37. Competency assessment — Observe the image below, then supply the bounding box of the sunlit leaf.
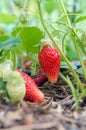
[43,0,57,14]
[0,13,17,24]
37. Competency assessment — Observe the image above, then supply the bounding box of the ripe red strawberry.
[38,44,60,83]
[33,68,47,85]
[17,70,44,103]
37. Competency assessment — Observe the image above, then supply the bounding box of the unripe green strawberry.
[38,44,60,83]
[81,31,86,47]
[6,71,26,102]
[0,60,12,80]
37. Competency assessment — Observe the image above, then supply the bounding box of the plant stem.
[67,76,78,110]
[72,36,86,79]
[37,0,83,90]
[23,0,28,10]
[56,0,86,79]
[59,72,68,84]
[58,13,81,20]
[56,0,71,27]
[62,32,69,53]
[12,50,17,70]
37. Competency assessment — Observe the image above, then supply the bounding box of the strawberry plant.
[37,0,86,109]
[1,1,86,129]
[0,0,86,110]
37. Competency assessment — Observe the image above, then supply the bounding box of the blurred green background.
[0,0,86,33]
[0,0,86,60]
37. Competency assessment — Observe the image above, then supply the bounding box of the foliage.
[37,0,86,109]
[0,77,9,103]
[12,26,44,54]
[0,0,86,108]
[0,37,21,50]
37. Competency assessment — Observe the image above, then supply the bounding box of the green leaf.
[44,0,57,14]
[0,35,9,42]
[12,26,44,54]
[75,16,86,23]
[65,42,78,60]
[0,77,10,103]
[0,13,17,24]
[0,37,21,51]
[0,77,6,96]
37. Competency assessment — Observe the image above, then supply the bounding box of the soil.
[0,76,86,130]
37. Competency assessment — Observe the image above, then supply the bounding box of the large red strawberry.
[38,44,60,83]
[33,68,47,85]
[17,70,44,103]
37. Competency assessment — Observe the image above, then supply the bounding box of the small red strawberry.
[17,70,44,103]
[23,59,32,70]
[33,68,47,85]
[38,44,60,83]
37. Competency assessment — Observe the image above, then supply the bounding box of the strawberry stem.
[37,0,83,91]
[12,50,17,70]
[59,72,68,84]
[23,0,28,10]
[56,0,86,79]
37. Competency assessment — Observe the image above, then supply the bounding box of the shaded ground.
[0,77,86,130]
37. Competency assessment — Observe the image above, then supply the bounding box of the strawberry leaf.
[0,35,9,42]
[12,26,44,54]
[0,37,21,51]
[0,35,9,57]
[0,77,9,103]
[0,13,17,24]
[75,16,86,23]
